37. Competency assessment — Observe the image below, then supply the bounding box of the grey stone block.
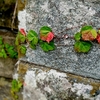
[22,0,100,79]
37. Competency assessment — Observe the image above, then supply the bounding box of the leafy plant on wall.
[15,26,55,58]
[15,25,100,58]
[0,25,100,59]
[11,79,22,99]
[74,25,100,53]
[0,36,18,58]
[15,29,27,58]
[39,26,55,51]
[27,26,55,52]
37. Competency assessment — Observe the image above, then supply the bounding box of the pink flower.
[20,28,26,36]
[96,34,100,44]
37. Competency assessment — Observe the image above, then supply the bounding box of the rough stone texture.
[18,9,26,31]
[0,77,13,100]
[0,58,16,78]
[16,61,100,100]
[0,30,17,78]
[19,0,100,79]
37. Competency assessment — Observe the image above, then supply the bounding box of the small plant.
[74,25,99,53]
[11,79,22,99]
[15,25,100,55]
[15,29,27,58]
[0,36,18,58]
[15,26,55,58]
[27,30,38,49]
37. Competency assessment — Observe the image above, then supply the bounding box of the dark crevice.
[0,26,18,34]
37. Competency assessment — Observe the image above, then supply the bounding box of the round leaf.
[74,41,92,53]
[39,40,55,52]
[27,30,38,43]
[82,29,97,41]
[74,32,81,41]
[40,26,52,34]
[80,25,93,32]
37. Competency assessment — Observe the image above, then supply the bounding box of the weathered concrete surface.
[0,77,13,100]
[0,30,17,78]
[19,0,100,79]
[16,61,100,100]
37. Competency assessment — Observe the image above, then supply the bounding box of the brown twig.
[58,23,88,34]
[11,0,18,30]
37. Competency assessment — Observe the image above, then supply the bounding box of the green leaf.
[40,26,52,34]
[11,79,19,99]
[82,29,97,41]
[4,43,10,49]
[31,37,38,45]
[15,35,19,45]
[0,44,4,49]
[0,52,3,57]
[80,25,93,32]
[39,40,55,52]
[5,44,18,58]
[19,45,27,54]
[11,79,18,92]
[29,41,36,49]
[0,36,3,45]
[98,30,100,34]
[11,79,22,93]
[74,32,81,41]
[9,50,18,58]
[74,41,92,53]
[15,32,26,45]
[90,29,97,38]
[1,49,7,58]
[19,32,26,43]
[27,30,38,42]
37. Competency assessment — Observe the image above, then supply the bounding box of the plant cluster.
[74,25,100,53]
[15,26,55,58]
[11,79,22,99]
[0,36,18,58]
[11,25,100,99]
[1,25,99,59]
[16,25,100,56]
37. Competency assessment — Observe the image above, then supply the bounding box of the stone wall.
[20,0,100,79]
[0,30,17,78]
[16,61,100,100]
[16,0,100,100]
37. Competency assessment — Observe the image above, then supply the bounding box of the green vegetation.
[0,36,18,58]
[11,79,22,99]
[74,25,99,53]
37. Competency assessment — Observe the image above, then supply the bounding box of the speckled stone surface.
[19,61,100,100]
[22,0,100,79]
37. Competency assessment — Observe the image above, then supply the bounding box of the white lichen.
[18,9,26,31]
[41,1,49,12]
[71,83,93,99]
